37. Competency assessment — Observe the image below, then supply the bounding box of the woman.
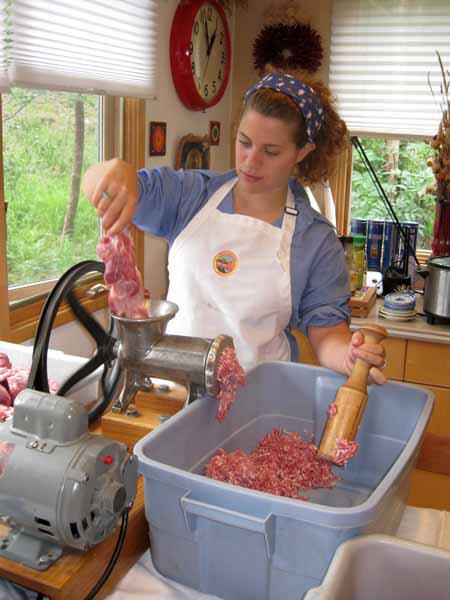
[82,71,386,383]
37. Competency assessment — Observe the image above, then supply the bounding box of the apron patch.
[213,250,238,276]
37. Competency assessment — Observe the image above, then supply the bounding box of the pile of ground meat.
[215,348,246,421]
[97,231,148,319]
[0,351,58,421]
[205,428,338,500]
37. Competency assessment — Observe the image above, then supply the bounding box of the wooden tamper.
[318,323,388,464]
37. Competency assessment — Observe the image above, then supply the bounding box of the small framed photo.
[209,121,221,146]
[175,134,210,170]
[149,121,167,156]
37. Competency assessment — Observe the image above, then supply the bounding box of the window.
[330,0,450,256]
[5,89,102,299]
[351,137,435,251]
[0,1,158,341]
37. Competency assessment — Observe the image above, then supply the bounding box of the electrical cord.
[83,506,131,600]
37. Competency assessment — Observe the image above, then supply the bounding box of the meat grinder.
[109,299,234,416]
[27,261,235,422]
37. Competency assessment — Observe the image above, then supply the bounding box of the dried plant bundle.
[427,51,450,203]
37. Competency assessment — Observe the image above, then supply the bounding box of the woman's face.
[235,109,308,195]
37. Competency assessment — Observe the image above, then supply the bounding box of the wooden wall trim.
[330,144,353,235]
[123,97,146,276]
[0,100,8,339]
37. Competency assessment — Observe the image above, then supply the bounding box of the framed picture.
[175,134,210,170]
[149,121,167,156]
[209,121,221,145]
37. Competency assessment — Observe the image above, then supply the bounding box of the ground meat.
[215,348,246,421]
[327,402,338,418]
[96,231,148,319]
[205,428,338,500]
[333,438,359,466]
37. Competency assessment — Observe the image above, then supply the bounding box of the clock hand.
[204,18,210,55]
[207,17,218,56]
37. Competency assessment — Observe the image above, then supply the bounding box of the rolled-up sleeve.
[293,223,350,334]
[133,168,217,244]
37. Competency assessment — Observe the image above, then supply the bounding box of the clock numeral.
[200,8,206,23]
[219,31,224,45]
[218,69,222,81]
[207,6,212,20]
[204,84,209,97]
[212,80,216,94]
[191,61,196,75]
[221,51,226,65]
[189,42,193,55]
[193,20,199,35]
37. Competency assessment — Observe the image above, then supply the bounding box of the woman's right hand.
[81,158,139,235]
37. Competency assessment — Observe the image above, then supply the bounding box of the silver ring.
[101,191,111,201]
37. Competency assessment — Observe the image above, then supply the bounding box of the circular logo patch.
[213,250,238,276]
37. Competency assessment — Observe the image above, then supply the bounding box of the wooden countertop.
[350,295,450,344]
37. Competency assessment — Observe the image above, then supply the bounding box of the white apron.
[165,177,297,371]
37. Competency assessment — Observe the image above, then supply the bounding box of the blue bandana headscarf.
[243,73,324,144]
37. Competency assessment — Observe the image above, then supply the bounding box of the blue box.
[134,362,433,600]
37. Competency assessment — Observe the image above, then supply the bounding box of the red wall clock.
[170,0,232,111]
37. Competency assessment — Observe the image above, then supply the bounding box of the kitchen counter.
[350,295,450,344]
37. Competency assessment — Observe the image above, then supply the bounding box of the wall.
[142,0,236,298]
[231,0,333,212]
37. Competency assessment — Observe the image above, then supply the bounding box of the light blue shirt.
[133,168,350,360]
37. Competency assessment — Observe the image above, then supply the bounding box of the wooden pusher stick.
[318,323,388,464]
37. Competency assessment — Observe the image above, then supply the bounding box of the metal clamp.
[85,283,108,297]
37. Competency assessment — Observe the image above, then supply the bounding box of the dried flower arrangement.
[427,52,450,255]
[252,1,323,78]
[427,52,450,202]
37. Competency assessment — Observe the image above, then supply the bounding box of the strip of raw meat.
[0,353,11,369]
[0,441,14,477]
[96,232,148,319]
[0,353,59,410]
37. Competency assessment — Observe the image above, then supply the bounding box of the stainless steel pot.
[421,255,450,321]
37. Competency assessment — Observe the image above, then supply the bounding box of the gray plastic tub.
[304,534,450,599]
[134,362,433,600]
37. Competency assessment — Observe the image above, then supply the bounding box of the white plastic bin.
[0,340,100,408]
[135,361,434,600]
[304,534,450,600]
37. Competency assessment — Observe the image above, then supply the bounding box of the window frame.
[332,144,432,268]
[0,96,146,343]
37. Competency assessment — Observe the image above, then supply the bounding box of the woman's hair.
[240,70,349,186]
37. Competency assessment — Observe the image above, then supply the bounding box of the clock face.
[190,2,228,103]
[170,0,231,110]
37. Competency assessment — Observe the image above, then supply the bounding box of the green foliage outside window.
[4,88,100,287]
[351,138,436,249]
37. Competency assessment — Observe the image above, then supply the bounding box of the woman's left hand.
[343,330,387,385]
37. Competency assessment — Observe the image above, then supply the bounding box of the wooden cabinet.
[383,337,406,381]
[293,327,450,510]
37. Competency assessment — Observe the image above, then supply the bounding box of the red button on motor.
[103,455,114,465]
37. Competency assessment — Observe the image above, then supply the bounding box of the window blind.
[330,0,450,138]
[1,0,159,97]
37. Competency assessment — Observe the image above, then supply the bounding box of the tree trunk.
[385,139,400,203]
[62,96,85,239]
